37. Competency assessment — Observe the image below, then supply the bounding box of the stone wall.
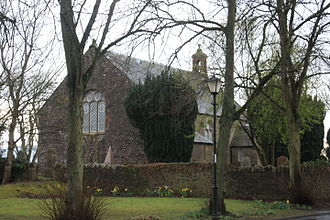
[54,163,210,197]
[226,166,289,200]
[52,163,330,201]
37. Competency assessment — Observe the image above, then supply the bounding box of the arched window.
[83,91,105,134]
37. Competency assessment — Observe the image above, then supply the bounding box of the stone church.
[37,45,260,172]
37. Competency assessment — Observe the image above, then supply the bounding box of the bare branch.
[80,0,101,48]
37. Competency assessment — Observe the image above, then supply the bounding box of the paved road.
[276,211,330,220]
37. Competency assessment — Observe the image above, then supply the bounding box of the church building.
[37,45,260,173]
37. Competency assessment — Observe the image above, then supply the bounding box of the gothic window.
[83,91,105,134]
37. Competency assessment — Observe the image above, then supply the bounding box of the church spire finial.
[90,39,98,49]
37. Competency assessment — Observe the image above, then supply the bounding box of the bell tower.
[192,44,207,74]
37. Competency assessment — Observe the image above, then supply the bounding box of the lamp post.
[205,75,221,219]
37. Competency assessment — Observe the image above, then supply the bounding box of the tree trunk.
[250,136,267,166]
[276,0,303,196]
[216,0,236,215]
[253,137,268,166]
[59,0,85,214]
[217,117,233,214]
[66,92,84,213]
[2,117,17,183]
[287,109,302,191]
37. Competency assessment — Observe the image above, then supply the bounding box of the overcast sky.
[1,0,329,149]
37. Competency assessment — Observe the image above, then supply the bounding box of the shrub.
[11,158,28,181]
[39,182,107,220]
[124,71,198,162]
[0,157,27,182]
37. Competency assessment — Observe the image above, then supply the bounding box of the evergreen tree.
[300,97,325,162]
[124,71,198,162]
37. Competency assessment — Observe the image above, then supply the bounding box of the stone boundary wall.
[52,163,330,201]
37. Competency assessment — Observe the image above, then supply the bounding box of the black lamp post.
[205,75,221,219]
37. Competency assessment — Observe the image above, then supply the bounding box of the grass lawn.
[0,181,312,220]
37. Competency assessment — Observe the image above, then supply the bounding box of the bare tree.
[0,7,16,42]
[0,4,15,91]
[240,0,330,198]
[57,0,162,214]
[16,73,54,165]
[146,0,281,215]
[275,0,330,197]
[0,0,56,183]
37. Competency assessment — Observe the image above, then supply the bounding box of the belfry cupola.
[192,44,207,74]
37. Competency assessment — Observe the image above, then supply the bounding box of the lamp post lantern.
[205,75,221,219]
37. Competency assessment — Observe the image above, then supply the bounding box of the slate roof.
[194,132,213,144]
[106,52,170,84]
[105,52,222,116]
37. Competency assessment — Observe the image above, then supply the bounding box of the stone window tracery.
[83,91,105,134]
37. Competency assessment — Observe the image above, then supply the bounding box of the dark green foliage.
[275,141,289,160]
[11,158,27,180]
[300,97,325,162]
[124,71,198,162]
[0,157,27,182]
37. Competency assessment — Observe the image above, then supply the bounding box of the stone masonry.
[38,51,147,173]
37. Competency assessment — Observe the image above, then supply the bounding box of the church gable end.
[38,53,146,174]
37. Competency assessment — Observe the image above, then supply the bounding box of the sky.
[1,0,330,151]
